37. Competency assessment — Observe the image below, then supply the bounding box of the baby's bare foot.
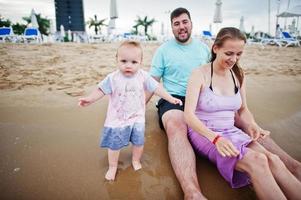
[105,166,117,181]
[132,160,142,171]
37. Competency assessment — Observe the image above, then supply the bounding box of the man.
[148,7,301,200]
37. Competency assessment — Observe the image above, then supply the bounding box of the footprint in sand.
[64,88,85,97]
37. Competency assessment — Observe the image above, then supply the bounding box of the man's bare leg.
[162,110,207,200]
[258,136,301,181]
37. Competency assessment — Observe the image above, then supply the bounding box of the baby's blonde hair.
[116,40,143,61]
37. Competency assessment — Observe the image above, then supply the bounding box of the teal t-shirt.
[150,38,211,96]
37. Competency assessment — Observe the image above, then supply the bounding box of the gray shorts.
[100,123,145,150]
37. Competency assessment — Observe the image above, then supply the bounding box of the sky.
[0,0,300,36]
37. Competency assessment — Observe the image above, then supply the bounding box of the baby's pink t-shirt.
[98,69,159,128]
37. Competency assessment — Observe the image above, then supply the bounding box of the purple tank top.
[194,87,241,130]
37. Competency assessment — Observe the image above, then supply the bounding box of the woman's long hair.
[210,27,247,86]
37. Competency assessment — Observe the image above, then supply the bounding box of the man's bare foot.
[291,163,301,181]
[105,166,117,181]
[184,187,207,200]
[132,160,142,171]
[184,192,207,200]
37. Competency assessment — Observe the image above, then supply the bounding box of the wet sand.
[0,43,301,199]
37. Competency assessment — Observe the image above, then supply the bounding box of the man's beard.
[175,32,191,43]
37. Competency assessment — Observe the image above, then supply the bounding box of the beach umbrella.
[161,22,164,35]
[73,33,79,42]
[213,0,223,24]
[67,30,72,41]
[108,20,115,30]
[239,16,245,33]
[110,0,118,19]
[60,25,65,41]
[31,8,39,28]
[108,0,118,34]
[48,19,55,43]
[276,0,281,27]
[213,0,222,34]
[49,19,55,35]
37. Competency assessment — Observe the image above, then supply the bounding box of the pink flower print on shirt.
[116,82,144,121]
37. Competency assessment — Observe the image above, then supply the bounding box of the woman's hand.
[245,123,270,141]
[215,137,240,157]
[259,127,270,139]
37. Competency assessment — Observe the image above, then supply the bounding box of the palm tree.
[132,24,139,35]
[132,16,156,40]
[23,13,50,35]
[87,15,107,35]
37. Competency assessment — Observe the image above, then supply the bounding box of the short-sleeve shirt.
[150,38,211,96]
[98,69,159,128]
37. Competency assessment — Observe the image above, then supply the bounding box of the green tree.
[131,24,139,35]
[132,16,156,40]
[12,23,26,35]
[0,16,12,27]
[0,15,27,35]
[23,13,50,35]
[87,15,107,35]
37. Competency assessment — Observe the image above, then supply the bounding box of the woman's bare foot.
[132,160,142,171]
[105,166,117,181]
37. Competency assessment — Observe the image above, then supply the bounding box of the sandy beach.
[0,42,301,200]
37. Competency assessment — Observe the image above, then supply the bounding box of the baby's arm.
[145,76,160,104]
[144,71,181,105]
[78,88,105,107]
[154,85,182,105]
[79,73,112,107]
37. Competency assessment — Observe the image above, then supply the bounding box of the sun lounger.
[22,27,42,43]
[280,31,300,47]
[0,27,16,42]
[202,30,214,41]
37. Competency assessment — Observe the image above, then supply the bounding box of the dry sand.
[0,42,301,200]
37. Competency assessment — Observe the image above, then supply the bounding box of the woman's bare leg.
[258,136,301,181]
[248,142,301,199]
[236,147,286,200]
